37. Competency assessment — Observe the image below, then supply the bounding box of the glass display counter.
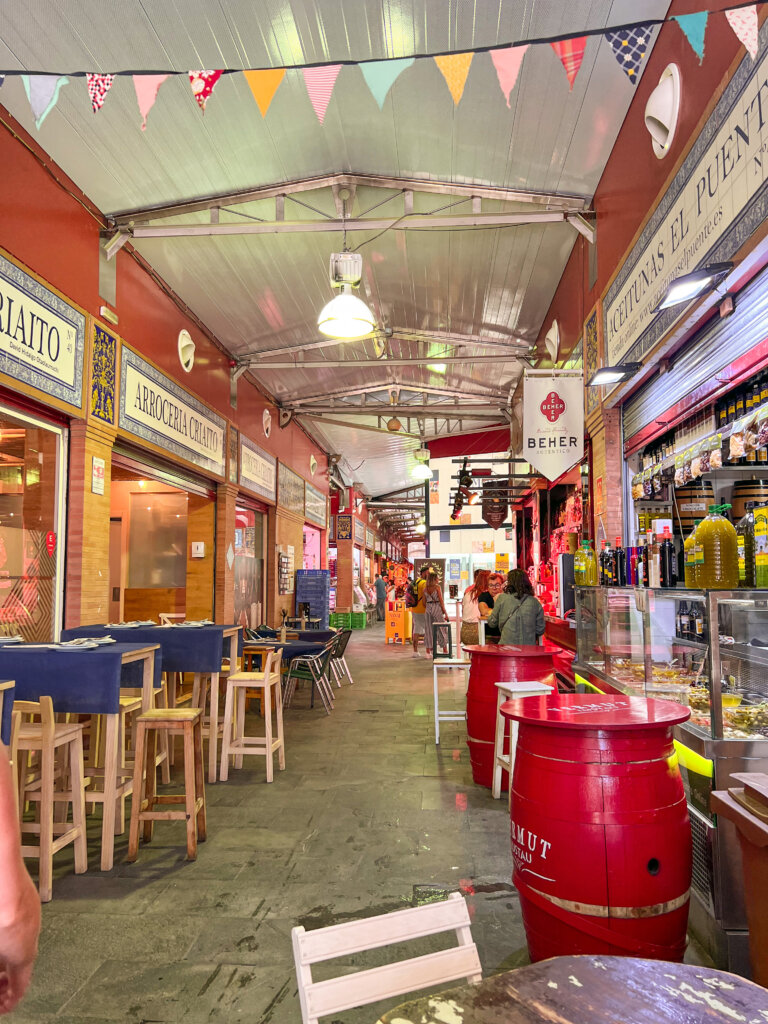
[574,586,768,977]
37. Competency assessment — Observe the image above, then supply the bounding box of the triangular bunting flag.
[605,25,652,83]
[434,53,473,104]
[87,73,115,113]
[550,38,587,90]
[359,58,414,109]
[243,68,286,116]
[134,74,169,130]
[189,70,223,112]
[490,46,527,106]
[673,13,708,63]
[302,65,341,123]
[21,74,68,130]
[726,6,758,60]
[0,76,4,88]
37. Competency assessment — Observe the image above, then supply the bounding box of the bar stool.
[219,649,285,783]
[433,658,470,744]
[11,697,88,902]
[492,681,553,803]
[127,707,206,862]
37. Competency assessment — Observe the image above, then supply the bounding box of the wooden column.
[65,419,116,628]
[335,537,355,612]
[214,482,238,624]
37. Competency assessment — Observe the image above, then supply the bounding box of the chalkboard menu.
[296,569,330,629]
[278,462,305,516]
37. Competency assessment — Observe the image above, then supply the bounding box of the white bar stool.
[492,680,553,802]
[432,658,470,744]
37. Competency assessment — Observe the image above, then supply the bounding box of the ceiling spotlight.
[412,464,432,480]
[654,262,733,311]
[415,522,427,535]
[587,362,642,387]
[317,253,377,339]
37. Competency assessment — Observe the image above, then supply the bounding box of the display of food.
[724,701,768,737]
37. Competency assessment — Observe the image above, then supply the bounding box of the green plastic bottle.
[696,505,738,589]
[684,520,702,588]
[736,502,756,589]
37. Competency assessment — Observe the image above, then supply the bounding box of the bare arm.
[478,600,491,616]
[0,744,40,1015]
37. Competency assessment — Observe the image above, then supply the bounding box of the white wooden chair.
[432,658,469,744]
[292,891,481,1024]
[492,680,553,803]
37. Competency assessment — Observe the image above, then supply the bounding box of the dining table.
[0,640,159,870]
[61,623,239,782]
[376,954,768,1023]
[0,678,14,745]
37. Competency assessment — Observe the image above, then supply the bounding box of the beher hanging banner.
[523,370,584,482]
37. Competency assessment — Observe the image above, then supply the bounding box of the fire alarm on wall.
[191,542,205,559]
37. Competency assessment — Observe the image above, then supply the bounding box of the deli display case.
[573,586,768,977]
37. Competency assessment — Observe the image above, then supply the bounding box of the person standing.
[486,568,545,646]
[424,569,449,656]
[410,565,429,657]
[460,570,494,646]
[374,573,387,621]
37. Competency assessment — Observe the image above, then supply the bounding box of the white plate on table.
[56,642,99,651]
[173,622,206,628]
[0,636,24,643]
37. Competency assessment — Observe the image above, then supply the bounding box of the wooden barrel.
[463,645,554,789]
[501,693,692,962]
[674,481,714,536]
[732,479,768,520]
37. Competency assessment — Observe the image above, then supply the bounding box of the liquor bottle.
[728,394,737,423]
[613,537,627,587]
[636,539,645,587]
[690,602,705,642]
[718,404,727,431]
[647,531,661,588]
[678,600,691,640]
[642,535,651,588]
[600,540,614,586]
[761,374,768,406]
[660,527,677,588]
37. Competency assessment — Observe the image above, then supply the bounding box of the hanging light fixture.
[415,521,427,535]
[411,446,431,480]
[317,253,377,340]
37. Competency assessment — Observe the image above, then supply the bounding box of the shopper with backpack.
[409,565,429,657]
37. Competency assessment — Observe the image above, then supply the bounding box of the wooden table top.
[376,956,768,1023]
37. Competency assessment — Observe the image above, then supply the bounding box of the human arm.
[486,596,502,630]
[477,592,494,617]
[535,600,545,640]
[0,744,40,1015]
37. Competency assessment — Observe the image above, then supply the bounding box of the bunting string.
[3,2,763,131]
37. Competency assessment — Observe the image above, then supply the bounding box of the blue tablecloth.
[61,624,239,674]
[0,679,14,745]
[244,640,326,664]
[0,643,159,716]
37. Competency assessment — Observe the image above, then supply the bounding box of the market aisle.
[9,626,529,1023]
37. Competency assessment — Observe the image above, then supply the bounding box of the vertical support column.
[65,420,116,628]
[214,482,238,624]
[335,537,355,611]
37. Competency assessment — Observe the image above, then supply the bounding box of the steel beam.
[242,330,529,358]
[291,381,507,405]
[252,355,519,370]
[295,414,420,437]
[294,404,505,416]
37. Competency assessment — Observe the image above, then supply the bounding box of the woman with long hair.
[486,568,545,646]
[460,569,494,646]
[424,569,449,656]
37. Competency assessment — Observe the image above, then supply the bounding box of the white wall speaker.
[645,64,681,160]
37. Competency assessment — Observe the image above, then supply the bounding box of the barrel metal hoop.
[527,885,691,919]
[519,749,675,768]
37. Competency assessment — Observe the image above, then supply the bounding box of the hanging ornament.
[673,13,708,63]
[434,53,473,104]
[490,46,528,107]
[21,75,68,130]
[243,68,286,116]
[550,38,587,90]
[86,73,115,112]
[189,70,223,112]
[303,65,342,123]
[482,478,508,530]
[725,7,758,60]
[605,25,652,83]
[359,58,414,109]
[134,74,169,130]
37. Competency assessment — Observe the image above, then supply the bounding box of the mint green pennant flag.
[22,74,69,129]
[673,12,708,63]
[360,58,415,109]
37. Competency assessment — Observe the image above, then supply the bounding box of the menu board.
[240,435,276,501]
[365,528,375,550]
[354,518,365,545]
[305,482,327,528]
[278,462,305,516]
[296,569,330,629]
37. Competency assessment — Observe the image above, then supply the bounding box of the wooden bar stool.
[219,649,285,783]
[127,707,206,862]
[492,681,553,804]
[11,697,88,902]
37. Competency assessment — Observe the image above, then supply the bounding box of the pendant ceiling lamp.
[317,253,377,340]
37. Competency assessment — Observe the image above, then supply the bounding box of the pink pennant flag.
[303,65,342,124]
[550,37,587,90]
[134,74,169,130]
[726,6,758,60]
[189,70,223,112]
[87,73,115,112]
[490,46,528,107]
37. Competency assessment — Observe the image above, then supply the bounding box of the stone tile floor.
[9,625,710,1023]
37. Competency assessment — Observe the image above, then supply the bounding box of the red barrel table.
[500,693,692,962]
[462,645,555,788]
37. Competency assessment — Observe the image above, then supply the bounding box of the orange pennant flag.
[434,53,473,104]
[243,68,286,116]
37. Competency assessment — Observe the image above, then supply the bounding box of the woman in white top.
[460,569,494,646]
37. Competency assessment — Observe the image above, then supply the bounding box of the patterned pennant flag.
[21,74,68,130]
[725,6,758,60]
[0,76,4,88]
[243,68,286,116]
[87,73,115,112]
[490,45,528,106]
[359,57,414,109]
[673,12,708,63]
[189,70,223,112]
[434,53,473,104]
[605,25,652,83]
[302,65,342,123]
[134,74,169,130]
[550,38,587,90]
